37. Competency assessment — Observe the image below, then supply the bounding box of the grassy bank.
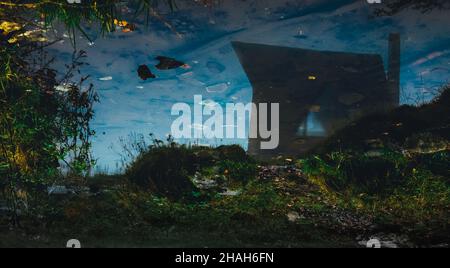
[0,88,449,248]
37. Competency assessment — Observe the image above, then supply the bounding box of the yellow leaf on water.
[24,4,37,9]
[7,37,18,43]
[0,21,21,35]
[114,19,128,27]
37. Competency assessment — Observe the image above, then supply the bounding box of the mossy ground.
[0,88,449,248]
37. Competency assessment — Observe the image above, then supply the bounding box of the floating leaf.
[0,21,21,35]
[155,56,186,70]
[114,19,136,33]
[114,19,128,27]
[7,36,18,44]
[137,65,156,80]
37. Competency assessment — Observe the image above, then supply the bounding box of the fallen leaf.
[155,56,186,70]
[137,65,156,80]
[0,21,21,35]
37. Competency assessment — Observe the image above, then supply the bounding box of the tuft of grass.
[125,142,198,199]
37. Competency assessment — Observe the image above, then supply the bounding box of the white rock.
[287,211,301,222]
[219,190,241,196]
[47,185,71,195]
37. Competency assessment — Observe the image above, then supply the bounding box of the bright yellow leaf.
[7,37,18,43]
[0,21,21,35]
[114,19,128,27]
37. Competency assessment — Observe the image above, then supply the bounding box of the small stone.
[365,150,384,157]
[287,211,301,222]
[219,190,240,196]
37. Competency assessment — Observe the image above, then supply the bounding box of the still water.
[47,0,450,171]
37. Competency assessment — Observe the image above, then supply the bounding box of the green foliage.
[0,32,98,223]
[217,160,257,184]
[215,145,250,162]
[0,0,193,47]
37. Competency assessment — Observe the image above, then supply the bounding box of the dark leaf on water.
[155,56,185,70]
[137,65,156,80]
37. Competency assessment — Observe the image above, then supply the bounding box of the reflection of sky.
[46,0,450,171]
[298,113,326,137]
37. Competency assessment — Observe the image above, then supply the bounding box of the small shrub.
[125,137,253,198]
[216,145,250,162]
[126,143,197,199]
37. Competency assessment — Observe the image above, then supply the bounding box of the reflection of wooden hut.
[232,34,400,157]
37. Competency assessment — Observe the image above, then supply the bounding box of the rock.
[155,56,186,70]
[338,93,365,106]
[219,190,241,196]
[71,186,90,194]
[192,172,218,190]
[287,211,301,222]
[47,185,71,195]
[137,65,156,80]
[365,150,384,157]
